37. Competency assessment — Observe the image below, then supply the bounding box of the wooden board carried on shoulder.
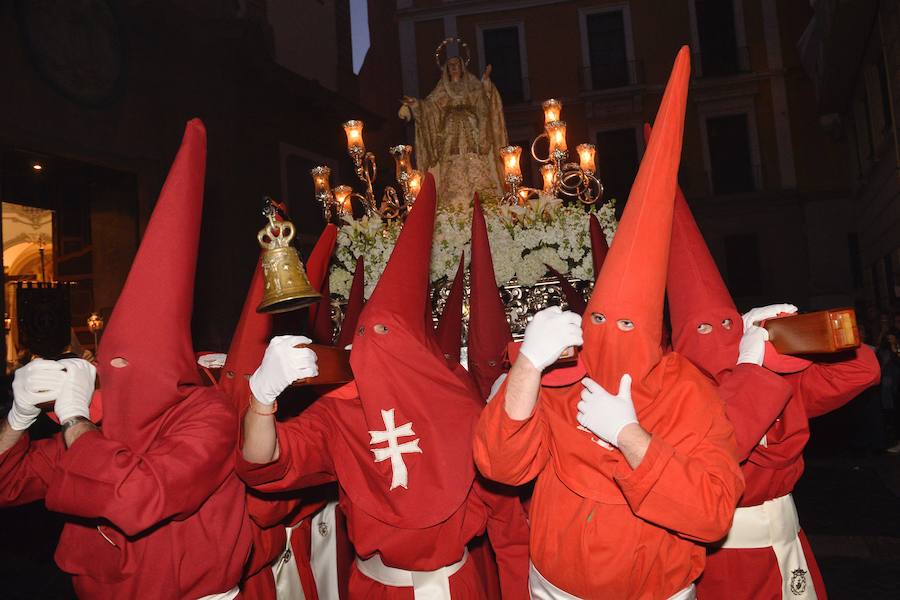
[292,344,354,386]
[763,308,860,355]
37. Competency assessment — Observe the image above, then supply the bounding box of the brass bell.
[257,215,321,313]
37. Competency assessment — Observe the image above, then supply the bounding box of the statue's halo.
[434,37,471,70]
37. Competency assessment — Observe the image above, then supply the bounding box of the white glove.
[55,359,97,423]
[519,306,583,372]
[8,360,67,430]
[576,375,637,447]
[738,304,798,366]
[250,335,318,405]
[742,304,798,331]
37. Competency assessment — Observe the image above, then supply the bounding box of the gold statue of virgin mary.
[399,38,508,207]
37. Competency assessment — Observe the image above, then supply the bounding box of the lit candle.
[545,121,568,155]
[310,166,332,196]
[390,144,413,180]
[500,145,523,179]
[408,170,422,196]
[342,120,365,154]
[540,164,557,193]
[576,143,596,174]
[333,185,352,215]
[542,99,562,124]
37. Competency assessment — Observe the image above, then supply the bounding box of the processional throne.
[307,38,617,339]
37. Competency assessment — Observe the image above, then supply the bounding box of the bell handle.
[257,220,296,250]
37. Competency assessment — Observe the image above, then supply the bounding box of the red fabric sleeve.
[473,380,550,486]
[244,521,288,580]
[718,364,794,460]
[614,381,745,543]
[0,433,63,506]
[236,400,336,493]
[43,399,238,537]
[473,481,530,600]
[246,491,304,528]
[790,345,881,418]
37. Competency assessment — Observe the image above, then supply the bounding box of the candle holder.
[576,143,596,176]
[542,99,562,124]
[499,145,541,205]
[540,164,557,193]
[313,121,418,222]
[389,144,421,208]
[529,111,604,205]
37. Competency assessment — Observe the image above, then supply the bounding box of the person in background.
[0,120,252,599]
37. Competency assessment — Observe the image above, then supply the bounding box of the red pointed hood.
[581,47,690,392]
[220,202,295,404]
[547,265,586,314]
[468,195,513,398]
[436,252,466,362]
[664,174,806,378]
[311,276,334,344]
[336,255,365,348]
[589,214,609,280]
[96,119,207,451]
[219,258,271,405]
[661,131,742,378]
[347,173,481,527]
[306,224,338,341]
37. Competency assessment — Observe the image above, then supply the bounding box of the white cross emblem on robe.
[369,408,422,490]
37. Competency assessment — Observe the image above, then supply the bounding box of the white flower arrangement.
[328,195,617,300]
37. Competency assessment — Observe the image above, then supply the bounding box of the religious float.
[266,38,618,340]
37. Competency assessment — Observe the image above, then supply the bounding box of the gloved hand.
[55,359,97,423]
[519,306,583,372]
[8,360,67,430]
[250,336,318,405]
[742,304,798,331]
[738,304,798,366]
[576,375,637,447]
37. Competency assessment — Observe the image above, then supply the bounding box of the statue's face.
[447,58,462,81]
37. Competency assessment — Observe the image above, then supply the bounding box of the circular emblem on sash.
[790,568,808,595]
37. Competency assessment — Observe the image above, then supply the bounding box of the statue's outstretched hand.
[399,96,417,121]
[482,64,492,81]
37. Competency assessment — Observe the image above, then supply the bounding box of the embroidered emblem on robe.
[369,408,422,490]
[790,568,808,595]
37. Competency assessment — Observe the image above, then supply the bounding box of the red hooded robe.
[236,173,529,598]
[468,196,514,400]
[307,224,339,344]
[589,212,609,281]
[436,252,467,365]
[661,142,880,600]
[0,120,253,598]
[220,219,344,600]
[336,255,366,349]
[474,48,746,599]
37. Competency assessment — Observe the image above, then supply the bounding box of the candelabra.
[499,98,604,206]
[312,121,422,222]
